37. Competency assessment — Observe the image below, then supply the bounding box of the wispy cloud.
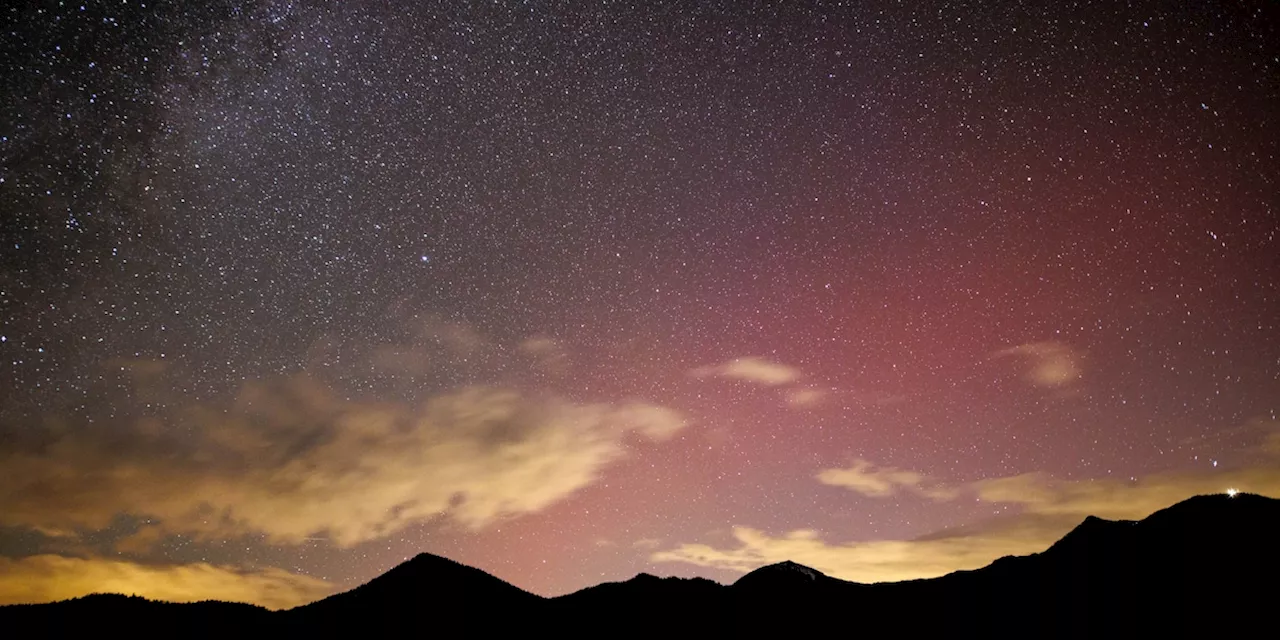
[993,341,1082,389]
[652,519,1062,584]
[785,388,828,408]
[816,460,957,500]
[632,537,664,549]
[519,336,571,374]
[691,357,801,386]
[971,466,1280,520]
[785,387,906,411]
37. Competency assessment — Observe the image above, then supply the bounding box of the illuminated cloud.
[1250,418,1280,457]
[0,555,333,610]
[364,317,494,376]
[632,537,664,549]
[993,341,1082,389]
[519,337,571,374]
[103,357,172,380]
[786,387,906,411]
[653,519,1062,584]
[785,388,828,408]
[818,460,931,498]
[114,524,166,554]
[1266,431,1280,456]
[0,378,687,547]
[691,357,801,386]
[660,454,1280,584]
[973,466,1280,520]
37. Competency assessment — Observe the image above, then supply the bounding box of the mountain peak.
[1044,513,1132,555]
[404,551,462,569]
[763,560,824,579]
[291,550,540,617]
[375,552,476,583]
[733,560,829,590]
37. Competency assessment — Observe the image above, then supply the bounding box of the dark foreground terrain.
[3,493,1276,638]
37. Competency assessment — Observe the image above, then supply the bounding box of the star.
[0,0,1274,606]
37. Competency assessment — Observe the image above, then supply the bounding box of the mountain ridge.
[2,493,1275,638]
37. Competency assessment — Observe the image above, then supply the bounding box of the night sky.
[2,0,1278,609]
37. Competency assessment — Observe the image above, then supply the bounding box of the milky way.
[1,0,1277,607]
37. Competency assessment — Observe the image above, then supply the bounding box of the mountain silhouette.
[736,559,828,586]
[283,552,542,634]
[845,492,1280,638]
[551,572,728,635]
[0,594,273,637]
[2,493,1275,638]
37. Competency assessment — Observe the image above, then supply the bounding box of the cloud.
[785,388,828,408]
[660,449,1280,584]
[518,337,570,374]
[1266,430,1280,456]
[102,357,172,379]
[993,341,1082,389]
[817,460,949,499]
[973,466,1280,520]
[0,377,687,547]
[691,357,801,386]
[365,317,492,376]
[653,518,1063,584]
[785,387,907,411]
[0,555,333,610]
[632,537,664,549]
[114,524,167,554]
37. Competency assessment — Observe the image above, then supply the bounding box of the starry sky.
[2,0,1278,609]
